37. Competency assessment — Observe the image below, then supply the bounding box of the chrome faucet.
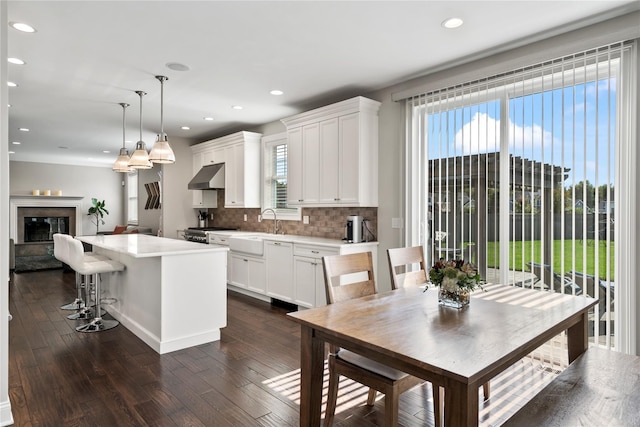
[260,208,280,234]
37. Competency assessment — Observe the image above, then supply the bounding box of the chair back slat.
[387,246,428,290]
[322,252,376,305]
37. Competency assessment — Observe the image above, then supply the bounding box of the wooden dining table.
[288,284,598,426]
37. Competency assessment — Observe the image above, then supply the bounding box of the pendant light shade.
[149,75,176,164]
[113,103,133,172]
[128,90,152,169]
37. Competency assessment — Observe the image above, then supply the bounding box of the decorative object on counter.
[148,75,176,164]
[428,259,484,308]
[144,181,161,209]
[198,210,207,227]
[112,102,133,172]
[128,90,152,169]
[87,197,109,234]
[31,189,40,196]
[43,190,51,196]
[54,190,62,196]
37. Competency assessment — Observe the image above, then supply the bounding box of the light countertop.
[76,234,228,258]
[211,230,379,248]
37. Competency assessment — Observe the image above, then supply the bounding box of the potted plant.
[88,198,109,234]
[428,259,484,308]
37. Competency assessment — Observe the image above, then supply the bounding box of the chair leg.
[366,388,377,406]
[384,391,399,427]
[60,272,86,310]
[76,273,119,333]
[482,381,490,400]
[433,384,444,427]
[323,358,339,427]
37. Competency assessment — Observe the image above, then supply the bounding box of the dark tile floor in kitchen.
[7,268,557,426]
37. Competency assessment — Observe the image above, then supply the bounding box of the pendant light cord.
[120,103,128,148]
[155,76,168,138]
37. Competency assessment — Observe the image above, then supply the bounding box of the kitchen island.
[76,234,228,354]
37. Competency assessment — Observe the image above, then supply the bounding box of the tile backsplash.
[208,191,377,241]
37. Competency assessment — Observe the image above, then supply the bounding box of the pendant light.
[149,75,176,164]
[112,103,133,172]
[128,90,152,169]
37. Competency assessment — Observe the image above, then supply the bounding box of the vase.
[438,287,470,309]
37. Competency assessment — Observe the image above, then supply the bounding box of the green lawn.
[485,240,614,280]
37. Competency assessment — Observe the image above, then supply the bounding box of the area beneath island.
[76,234,228,354]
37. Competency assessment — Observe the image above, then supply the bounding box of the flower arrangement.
[428,259,484,307]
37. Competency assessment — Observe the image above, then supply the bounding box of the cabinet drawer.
[293,244,338,259]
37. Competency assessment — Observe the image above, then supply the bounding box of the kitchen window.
[262,133,301,221]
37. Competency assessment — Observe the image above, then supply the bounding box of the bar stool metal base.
[60,298,85,310]
[67,307,94,320]
[76,317,119,333]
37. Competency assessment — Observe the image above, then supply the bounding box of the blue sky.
[427,77,617,188]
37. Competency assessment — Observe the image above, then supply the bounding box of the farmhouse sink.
[229,235,264,255]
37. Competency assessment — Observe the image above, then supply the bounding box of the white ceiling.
[6,0,639,167]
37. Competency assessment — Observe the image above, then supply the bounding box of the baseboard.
[0,398,14,427]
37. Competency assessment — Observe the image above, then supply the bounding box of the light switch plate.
[392,218,403,229]
[303,215,310,224]
[244,214,247,222]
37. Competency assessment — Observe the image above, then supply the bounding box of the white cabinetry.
[293,244,338,308]
[265,240,294,302]
[229,253,265,294]
[281,96,381,207]
[191,131,262,208]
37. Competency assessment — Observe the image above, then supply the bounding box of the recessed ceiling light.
[8,151,15,155]
[232,105,243,110]
[19,128,29,132]
[12,141,21,145]
[270,90,284,96]
[166,62,190,72]
[181,126,191,130]
[7,82,18,87]
[203,117,214,121]
[8,57,25,65]
[10,22,36,33]
[442,17,463,29]
[103,150,111,154]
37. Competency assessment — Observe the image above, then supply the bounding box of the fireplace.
[24,216,70,242]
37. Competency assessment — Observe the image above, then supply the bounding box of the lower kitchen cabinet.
[229,253,265,294]
[265,240,294,302]
[293,244,339,308]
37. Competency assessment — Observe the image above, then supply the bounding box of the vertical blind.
[405,41,635,354]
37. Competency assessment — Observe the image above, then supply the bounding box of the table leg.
[443,378,478,427]
[567,311,589,363]
[299,325,324,426]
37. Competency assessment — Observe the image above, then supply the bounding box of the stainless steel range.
[183,227,237,244]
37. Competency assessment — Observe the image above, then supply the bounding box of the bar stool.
[56,234,109,320]
[67,237,125,332]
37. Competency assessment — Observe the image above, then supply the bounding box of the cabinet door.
[229,253,248,289]
[293,256,317,308]
[203,148,224,165]
[225,143,244,207]
[301,123,320,204]
[265,241,294,302]
[247,257,266,294]
[287,128,303,205]
[319,118,339,203]
[338,112,360,204]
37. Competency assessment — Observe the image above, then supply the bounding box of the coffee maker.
[346,215,364,243]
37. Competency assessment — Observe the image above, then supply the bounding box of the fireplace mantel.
[10,196,84,241]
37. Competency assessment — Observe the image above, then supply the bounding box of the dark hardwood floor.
[8,268,557,426]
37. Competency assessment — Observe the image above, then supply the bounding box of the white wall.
[160,136,198,239]
[9,162,123,235]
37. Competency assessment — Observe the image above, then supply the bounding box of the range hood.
[188,163,225,190]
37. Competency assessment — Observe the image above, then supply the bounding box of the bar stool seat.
[67,237,125,332]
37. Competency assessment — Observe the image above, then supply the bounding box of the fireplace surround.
[10,196,84,244]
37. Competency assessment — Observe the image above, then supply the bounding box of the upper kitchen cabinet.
[281,96,381,207]
[191,131,262,208]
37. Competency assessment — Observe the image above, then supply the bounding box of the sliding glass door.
[407,42,634,350]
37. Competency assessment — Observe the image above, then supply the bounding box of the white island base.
[76,234,228,354]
